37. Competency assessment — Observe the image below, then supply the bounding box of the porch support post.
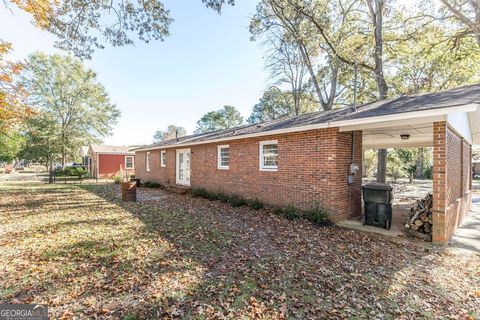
[432,122,447,244]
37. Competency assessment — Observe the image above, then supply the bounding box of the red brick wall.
[134,149,176,185]
[432,122,472,244]
[98,154,134,178]
[135,128,363,220]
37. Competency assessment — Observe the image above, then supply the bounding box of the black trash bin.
[362,183,393,230]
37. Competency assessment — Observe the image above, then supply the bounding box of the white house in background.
[79,146,89,170]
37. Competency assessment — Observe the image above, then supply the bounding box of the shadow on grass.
[1,183,478,319]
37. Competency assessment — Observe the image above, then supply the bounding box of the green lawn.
[0,182,479,319]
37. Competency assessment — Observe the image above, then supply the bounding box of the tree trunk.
[48,161,54,184]
[297,42,328,110]
[368,0,388,183]
[61,147,66,169]
[326,60,338,110]
[377,149,387,183]
[415,147,424,179]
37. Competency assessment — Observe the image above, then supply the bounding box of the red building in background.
[87,145,135,179]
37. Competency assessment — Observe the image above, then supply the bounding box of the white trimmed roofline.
[134,103,479,152]
[91,152,135,155]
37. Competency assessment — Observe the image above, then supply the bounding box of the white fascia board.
[336,104,478,131]
[96,152,135,155]
[338,116,444,132]
[134,104,479,152]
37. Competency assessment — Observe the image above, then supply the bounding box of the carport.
[335,86,480,244]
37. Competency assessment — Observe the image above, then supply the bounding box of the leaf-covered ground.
[0,182,479,319]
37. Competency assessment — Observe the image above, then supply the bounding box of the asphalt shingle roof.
[90,145,135,155]
[135,84,480,150]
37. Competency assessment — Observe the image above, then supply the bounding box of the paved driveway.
[450,194,480,252]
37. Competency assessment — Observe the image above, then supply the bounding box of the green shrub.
[217,190,230,203]
[272,204,332,226]
[423,165,433,179]
[191,187,209,198]
[191,188,258,209]
[143,181,161,188]
[113,176,122,184]
[228,193,247,207]
[282,204,301,220]
[57,166,88,178]
[191,187,217,199]
[304,205,332,226]
[205,190,220,201]
[247,198,263,210]
[273,206,284,215]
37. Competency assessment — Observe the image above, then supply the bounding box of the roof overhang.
[337,103,478,131]
[134,103,480,152]
[95,152,135,155]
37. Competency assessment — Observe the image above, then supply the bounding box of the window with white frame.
[161,150,166,167]
[259,140,278,171]
[125,156,134,169]
[146,152,151,172]
[217,145,230,169]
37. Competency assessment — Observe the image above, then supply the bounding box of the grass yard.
[0,182,479,319]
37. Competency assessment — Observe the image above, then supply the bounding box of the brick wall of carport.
[432,121,472,244]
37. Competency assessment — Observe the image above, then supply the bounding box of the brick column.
[432,122,447,244]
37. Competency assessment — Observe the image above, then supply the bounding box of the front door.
[176,149,191,186]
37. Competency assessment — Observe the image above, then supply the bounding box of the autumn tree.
[248,86,316,123]
[250,0,345,111]
[19,111,61,170]
[153,125,187,142]
[21,53,120,167]
[437,0,480,45]
[263,33,308,114]
[0,131,25,163]
[248,87,293,123]
[4,0,235,59]
[195,105,244,133]
[0,41,31,135]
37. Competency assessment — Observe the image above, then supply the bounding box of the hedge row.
[190,187,332,226]
[190,188,263,209]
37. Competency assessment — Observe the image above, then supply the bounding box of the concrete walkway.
[450,196,480,253]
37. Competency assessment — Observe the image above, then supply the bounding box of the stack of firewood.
[405,193,433,241]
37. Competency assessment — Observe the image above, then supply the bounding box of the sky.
[0,0,269,146]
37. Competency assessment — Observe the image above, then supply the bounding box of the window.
[125,156,134,169]
[259,140,278,171]
[161,150,166,167]
[217,145,230,169]
[146,152,151,172]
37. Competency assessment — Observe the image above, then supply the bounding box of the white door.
[176,149,191,186]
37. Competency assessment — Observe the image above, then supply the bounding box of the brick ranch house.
[87,145,135,179]
[134,85,480,244]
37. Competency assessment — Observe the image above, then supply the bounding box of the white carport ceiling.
[362,123,433,149]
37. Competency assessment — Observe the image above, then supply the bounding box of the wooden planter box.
[121,181,137,202]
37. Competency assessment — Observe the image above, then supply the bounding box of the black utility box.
[362,183,393,230]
